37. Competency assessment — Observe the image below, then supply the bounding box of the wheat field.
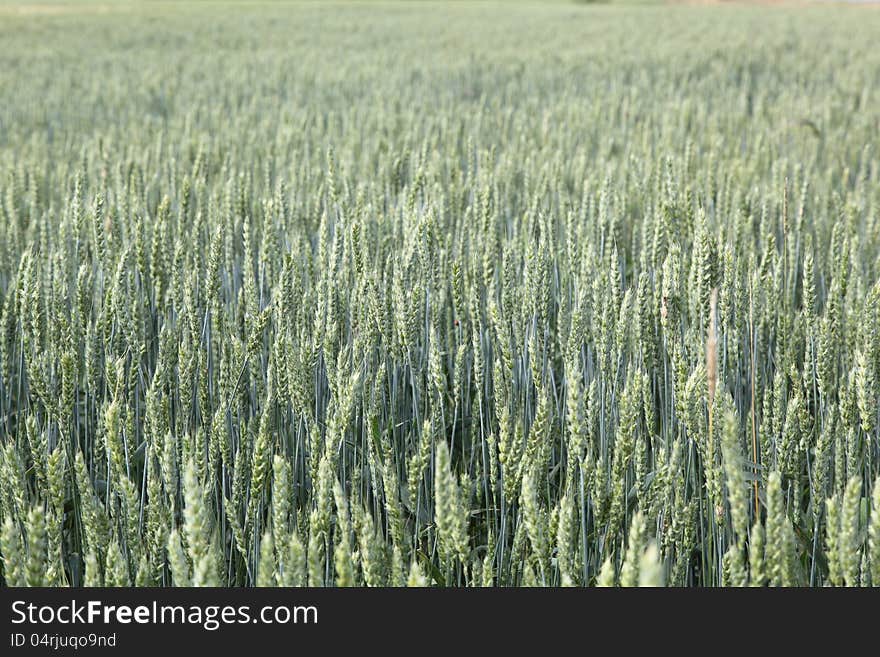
[0,1,879,587]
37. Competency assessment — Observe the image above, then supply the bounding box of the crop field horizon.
[0,1,879,588]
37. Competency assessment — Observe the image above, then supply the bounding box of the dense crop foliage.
[1,2,879,587]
